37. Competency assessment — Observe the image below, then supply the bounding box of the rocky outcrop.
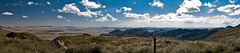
[53,40,67,49]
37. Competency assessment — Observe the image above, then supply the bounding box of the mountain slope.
[207,25,240,52]
[105,28,153,37]
[157,29,218,40]
[207,25,240,41]
[104,28,218,40]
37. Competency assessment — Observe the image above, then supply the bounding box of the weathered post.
[154,36,156,53]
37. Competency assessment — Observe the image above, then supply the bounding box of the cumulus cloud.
[149,0,164,8]
[217,4,240,16]
[66,19,71,22]
[122,12,240,27]
[28,2,34,5]
[208,9,214,13]
[58,3,99,17]
[58,3,80,14]
[123,12,152,22]
[203,2,216,8]
[56,15,71,22]
[27,2,38,5]
[115,7,132,13]
[229,0,236,3]
[22,15,28,18]
[176,0,202,14]
[203,2,216,13]
[81,0,102,9]
[95,14,118,22]
[116,9,121,13]
[149,13,237,25]
[1,12,14,16]
[102,5,106,8]
[57,15,64,19]
[124,13,150,19]
[122,7,132,12]
[46,2,51,5]
[77,10,98,17]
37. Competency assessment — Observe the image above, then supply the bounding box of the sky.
[1,0,240,28]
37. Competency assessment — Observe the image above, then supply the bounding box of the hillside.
[207,25,240,50]
[207,26,240,41]
[103,28,218,40]
[52,35,235,53]
[104,28,153,37]
[0,27,10,39]
[157,28,219,40]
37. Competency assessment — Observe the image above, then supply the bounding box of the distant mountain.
[121,28,152,37]
[104,28,152,37]
[155,28,219,40]
[143,27,177,30]
[103,28,219,40]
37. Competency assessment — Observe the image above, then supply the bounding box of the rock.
[53,40,67,49]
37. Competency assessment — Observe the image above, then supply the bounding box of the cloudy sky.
[1,0,240,28]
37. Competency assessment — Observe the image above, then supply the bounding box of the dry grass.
[0,32,239,53]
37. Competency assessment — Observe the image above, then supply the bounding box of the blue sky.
[1,0,240,28]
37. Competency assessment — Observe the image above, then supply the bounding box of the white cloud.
[77,10,98,17]
[28,2,34,5]
[58,3,101,18]
[22,15,28,18]
[1,12,14,16]
[66,19,71,22]
[149,13,232,25]
[176,0,202,14]
[122,7,132,12]
[46,2,51,5]
[81,0,102,9]
[203,2,216,8]
[217,4,240,16]
[203,2,216,13]
[95,14,118,22]
[116,9,121,13]
[208,9,214,13]
[149,0,164,8]
[27,2,38,5]
[58,3,80,14]
[57,15,64,19]
[115,7,132,13]
[122,12,240,27]
[56,15,71,22]
[123,12,151,22]
[102,5,106,8]
[124,13,150,19]
[229,0,236,3]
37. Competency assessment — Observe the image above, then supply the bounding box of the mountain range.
[102,27,224,40]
